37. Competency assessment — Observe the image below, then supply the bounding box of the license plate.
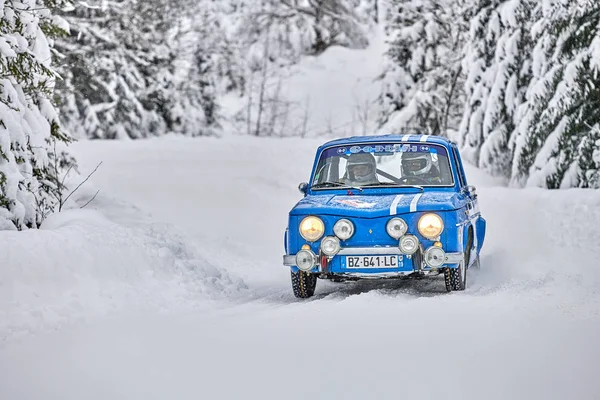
[345,255,402,269]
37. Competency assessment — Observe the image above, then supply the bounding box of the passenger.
[401,152,442,184]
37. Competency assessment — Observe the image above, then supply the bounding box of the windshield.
[311,142,455,189]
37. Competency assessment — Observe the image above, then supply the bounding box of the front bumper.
[283,246,464,274]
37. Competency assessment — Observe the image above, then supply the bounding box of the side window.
[451,147,467,189]
[338,157,348,180]
[314,156,343,184]
[313,159,329,184]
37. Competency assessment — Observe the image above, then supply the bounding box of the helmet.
[346,152,377,183]
[401,152,432,176]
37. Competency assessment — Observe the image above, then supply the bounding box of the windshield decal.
[333,199,377,208]
[334,144,437,156]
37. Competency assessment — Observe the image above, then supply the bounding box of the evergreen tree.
[512,0,600,188]
[55,1,166,139]
[243,0,371,65]
[0,0,76,230]
[286,0,370,54]
[459,0,535,178]
[55,0,237,139]
[157,0,244,136]
[378,0,470,137]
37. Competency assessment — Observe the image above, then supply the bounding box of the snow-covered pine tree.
[165,0,246,136]
[242,0,371,66]
[0,0,76,230]
[458,0,535,178]
[512,0,600,188]
[378,0,470,137]
[356,0,380,23]
[55,0,238,139]
[55,0,166,139]
[284,0,370,54]
[154,0,239,137]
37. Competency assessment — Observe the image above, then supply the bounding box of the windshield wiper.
[310,181,363,191]
[366,182,424,191]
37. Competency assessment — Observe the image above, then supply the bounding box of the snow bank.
[0,201,246,341]
[220,25,387,138]
[2,135,600,400]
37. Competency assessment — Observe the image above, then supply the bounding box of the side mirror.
[298,182,308,195]
[466,185,477,198]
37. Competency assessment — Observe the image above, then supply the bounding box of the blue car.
[283,134,486,298]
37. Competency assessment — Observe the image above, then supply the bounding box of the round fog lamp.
[386,217,408,239]
[333,219,354,240]
[399,235,419,255]
[296,249,316,271]
[424,246,446,268]
[321,236,341,256]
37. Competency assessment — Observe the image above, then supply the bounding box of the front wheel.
[444,262,466,292]
[291,271,318,298]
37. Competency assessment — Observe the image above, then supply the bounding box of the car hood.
[291,191,465,218]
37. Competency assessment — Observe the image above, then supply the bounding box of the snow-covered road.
[1,136,599,400]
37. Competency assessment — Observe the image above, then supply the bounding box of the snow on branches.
[459,0,535,179]
[379,0,600,188]
[378,0,468,137]
[0,0,76,230]
[512,0,600,188]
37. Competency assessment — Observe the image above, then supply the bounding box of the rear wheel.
[291,271,318,298]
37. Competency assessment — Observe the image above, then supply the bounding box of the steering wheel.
[399,176,429,185]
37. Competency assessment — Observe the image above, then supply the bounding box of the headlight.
[386,217,408,239]
[418,213,444,239]
[424,246,446,268]
[399,235,419,254]
[320,236,341,256]
[333,219,354,240]
[299,216,325,242]
[296,249,317,271]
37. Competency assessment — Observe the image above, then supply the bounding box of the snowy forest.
[1,0,599,230]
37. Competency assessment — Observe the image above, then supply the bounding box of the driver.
[344,152,379,186]
[401,152,442,184]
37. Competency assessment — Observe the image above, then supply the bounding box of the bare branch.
[253,27,271,136]
[80,190,100,209]
[60,163,75,188]
[62,161,103,208]
[246,70,255,136]
[301,95,311,138]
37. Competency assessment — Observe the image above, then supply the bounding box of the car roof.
[318,134,455,151]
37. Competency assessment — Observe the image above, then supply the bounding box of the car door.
[450,144,479,265]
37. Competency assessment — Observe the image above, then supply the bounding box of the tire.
[291,271,318,298]
[444,262,466,292]
[444,227,472,292]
